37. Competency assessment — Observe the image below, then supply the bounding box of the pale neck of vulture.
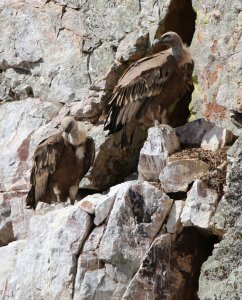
[172,43,183,60]
[171,43,191,66]
[69,123,87,146]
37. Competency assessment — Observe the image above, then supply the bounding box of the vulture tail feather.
[121,126,129,148]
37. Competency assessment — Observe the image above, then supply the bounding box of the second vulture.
[26,117,95,209]
[103,31,194,146]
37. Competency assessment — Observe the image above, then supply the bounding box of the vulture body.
[26,117,95,209]
[103,31,194,146]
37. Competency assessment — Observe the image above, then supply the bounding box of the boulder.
[0,240,26,298]
[159,159,209,193]
[73,180,173,299]
[181,180,218,230]
[175,118,235,149]
[138,125,180,182]
[175,119,214,146]
[201,126,235,151]
[0,205,92,299]
[166,200,185,234]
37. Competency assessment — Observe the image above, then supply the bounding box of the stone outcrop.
[198,138,242,299]
[181,179,218,230]
[74,181,173,299]
[159,159,209,193]
[138,125,180,182]
[175,118,235,149]
[190,0,242,135]
[0,205,92,300]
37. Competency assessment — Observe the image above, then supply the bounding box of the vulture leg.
[69,185,79,205]
[160,108,168,124]
[53,185,67,203]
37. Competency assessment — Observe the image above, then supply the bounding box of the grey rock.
[0,240,26,298]
[181,180,218,230]
[79,193,104,215]
[122,234,172,300]
[201,126,235,151]
[166,200,185,234]
[99,181,173,276]
[191,0,242,134]
[1,205,92,299]
[175,118,234,148]
[198,235,242,300]
[159,159,209,193]
[123,228,214,300]
[198,137,242,298]
[0,194,14,247]
[138,125,180,182]
[74,181,173,299]
[87,125,147,191]
[10,193,33,240]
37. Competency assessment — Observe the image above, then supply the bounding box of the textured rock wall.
[0,0,241,299]
[190,0,242,133]
[0,0,195,191]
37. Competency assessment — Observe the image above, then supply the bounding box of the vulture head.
[153,31,183,56]
[61,116,87,146]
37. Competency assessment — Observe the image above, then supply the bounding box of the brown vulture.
[103,31,194,147]
[26,117,95,209]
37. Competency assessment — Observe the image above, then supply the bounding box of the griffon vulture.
[103,31,194,146]
[26,117,95,209]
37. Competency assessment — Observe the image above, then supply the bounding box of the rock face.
[159,159,209,193]
[0,205,92,300]
[0,0,241,299]
[198,138,242,300]
[191,0,242,134]
[138,125,180,182]
[74,181,173,299]
[181,179,218,230]
[176,118,235,149]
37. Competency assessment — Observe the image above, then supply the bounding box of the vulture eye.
[164,34,171,40]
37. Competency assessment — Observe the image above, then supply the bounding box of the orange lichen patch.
[206,64,223,87]
[211,40,218,53]
[203,101,227,121]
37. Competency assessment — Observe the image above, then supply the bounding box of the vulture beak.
[152,38,169,47]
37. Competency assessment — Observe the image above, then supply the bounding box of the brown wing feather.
[26,133,65,209]
[105,51,177,133]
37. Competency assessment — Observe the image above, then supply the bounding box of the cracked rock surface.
[0,0,241,299]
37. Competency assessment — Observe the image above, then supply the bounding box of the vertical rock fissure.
[71,219,95,300]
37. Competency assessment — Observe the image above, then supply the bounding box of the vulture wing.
[80,136,95,180]
[26,133,65,208]
[104,51,185,134]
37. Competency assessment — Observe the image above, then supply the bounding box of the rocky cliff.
[0,0,241,299]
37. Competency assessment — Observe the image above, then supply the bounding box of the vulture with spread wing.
[26,117,95,209]
[103,31,194,146]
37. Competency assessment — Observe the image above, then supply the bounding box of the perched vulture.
[103,31,194,146]
[26,117,95,209]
